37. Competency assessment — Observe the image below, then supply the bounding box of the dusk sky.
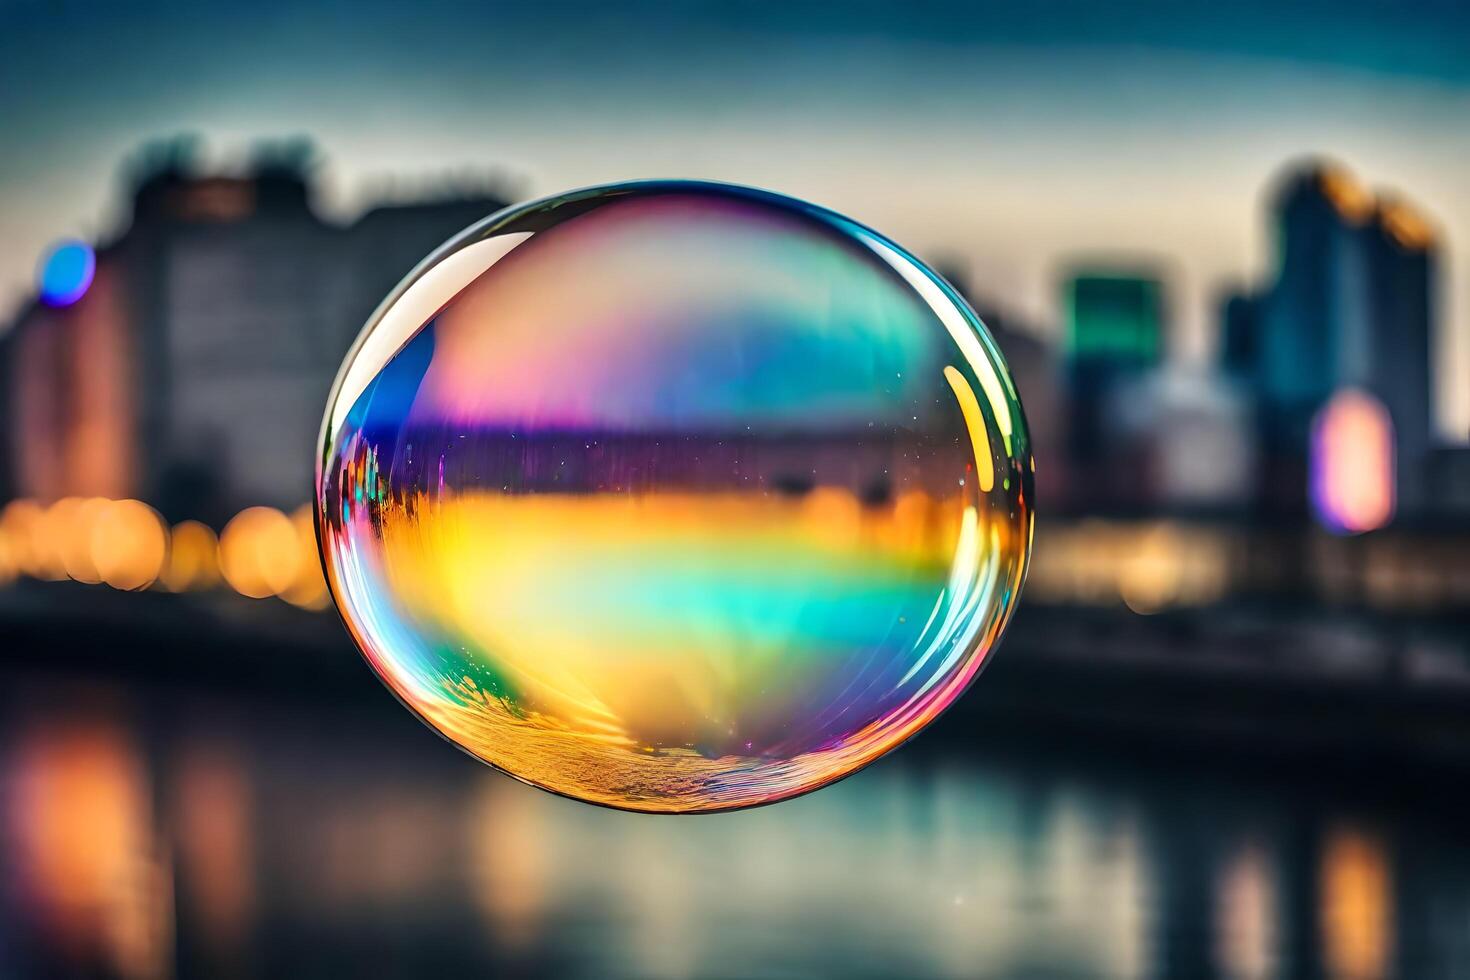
[3,0,1468,435]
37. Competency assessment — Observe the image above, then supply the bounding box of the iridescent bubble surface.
[317,181,1033,812]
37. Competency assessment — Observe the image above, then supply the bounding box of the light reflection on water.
[2,675,1469,979]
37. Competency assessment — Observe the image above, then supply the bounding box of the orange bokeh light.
[91,499,168,591]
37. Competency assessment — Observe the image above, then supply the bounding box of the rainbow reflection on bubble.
[317,181,1033,813]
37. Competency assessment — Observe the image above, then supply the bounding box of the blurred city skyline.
[3,0,1469,436]
[3,144,1464,617]
[7,7,1470,975]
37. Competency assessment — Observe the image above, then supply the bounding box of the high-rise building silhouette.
[1219,289,1262,382]
[1,143,509,523]
[1362,197,1435,514]
[1061,268,1166,512]
[1247,162,1436,521]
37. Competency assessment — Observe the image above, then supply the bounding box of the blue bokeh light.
[38,240,96,307]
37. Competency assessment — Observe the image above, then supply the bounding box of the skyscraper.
[1219,289,1262,382]
[1255,162,1436,522]
[1061,267,1166,512]
[1361,198,1434,514]
[1,144,509,523]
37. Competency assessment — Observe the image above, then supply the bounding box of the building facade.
[2,154,508,524]
[1227,162,1437,523]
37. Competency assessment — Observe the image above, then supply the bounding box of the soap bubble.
[317,181,1033,812]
